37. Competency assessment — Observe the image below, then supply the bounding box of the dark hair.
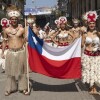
[87,21,97,32]
[65,26,71,30]
[87,24,100,37]
[0,25,2,32]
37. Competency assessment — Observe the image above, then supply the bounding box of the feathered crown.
[58,16,67,24]
[72,18,80,23]
[54,19,60,25]
[27,14,36,24]
[82,12,88,21]
[6,5,21,18]
[86,11,98,22]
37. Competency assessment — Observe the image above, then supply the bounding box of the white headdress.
[86,11,98,22]
[27,14,36,24]
[55,19,60,25]
[82,12,88,20]
[72,18,80,24]
[7,11,20,18]
[6,5,21,18]
[27,18,35,24]
[58,16,67,24]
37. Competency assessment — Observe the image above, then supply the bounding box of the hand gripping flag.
[28,27,81,79]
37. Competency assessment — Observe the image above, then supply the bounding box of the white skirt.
[0,49,8,70]
[82,53,100,86]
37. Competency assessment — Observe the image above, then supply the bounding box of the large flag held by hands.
[28,27,81,79]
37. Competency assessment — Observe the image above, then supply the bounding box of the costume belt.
[45,40,52,43]
[58,42,69,46]
[84,49,100,56]
[9,47,24,52]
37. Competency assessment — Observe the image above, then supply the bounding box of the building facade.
[57,0,68,16]
[67,0,100,18]
[0,0,25,19]
[67,0,100,28]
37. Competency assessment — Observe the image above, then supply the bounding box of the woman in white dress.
[82,11,100,94]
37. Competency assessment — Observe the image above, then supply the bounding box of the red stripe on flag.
[28,46,81,79]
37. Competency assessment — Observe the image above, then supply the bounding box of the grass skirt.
[82,52,100,86]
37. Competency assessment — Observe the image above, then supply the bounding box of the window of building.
[84,0,86,12]
[98,0,100,9]
[89,0,91,10]
[79,0,82,15]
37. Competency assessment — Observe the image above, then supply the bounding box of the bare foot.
[23,90,30,95]
[89,87,94,94]
[93,88,99,95]
[5,91,11,96]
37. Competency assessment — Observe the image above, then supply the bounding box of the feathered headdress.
[86,11,98,22]
[27,14,36,24]
[54,19,60,25]
[82,12,88,21]
[6,5,21,18]
[58,16,67,24]
[72,18,80,24]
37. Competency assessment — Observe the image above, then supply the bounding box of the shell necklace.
[10,27,19,35]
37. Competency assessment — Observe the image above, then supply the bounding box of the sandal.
[5,91,11,96]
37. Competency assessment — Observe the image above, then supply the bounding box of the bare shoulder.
[4,27,10,33]
[19,27,24,31]
[67,30,72,34]
[19,27,24,33]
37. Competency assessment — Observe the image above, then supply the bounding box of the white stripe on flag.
[42,37,81,61]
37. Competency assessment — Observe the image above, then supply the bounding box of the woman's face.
[60,23,66,30]
[88,22,96,30]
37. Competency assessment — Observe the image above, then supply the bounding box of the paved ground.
[0,65,100,100]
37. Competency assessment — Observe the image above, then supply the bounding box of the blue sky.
[25,0,57,8]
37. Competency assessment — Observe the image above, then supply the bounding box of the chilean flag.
[28,27,81,79]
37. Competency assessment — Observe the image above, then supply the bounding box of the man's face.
[84,20,87,25]
[10,16,18,26]
[57,24,60,29]
[73,23,79,27]
[83,20,88,26]
[28,23,34,28]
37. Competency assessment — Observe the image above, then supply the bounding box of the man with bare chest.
[1,5,29,96]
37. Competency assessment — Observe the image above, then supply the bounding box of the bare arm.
[51,29,60,39]
[1,29,8,58]
[97,31,100,37]
[21,27,25,41]
[48,30,55,37]
[68,31,74,38]
[82,33,86,48]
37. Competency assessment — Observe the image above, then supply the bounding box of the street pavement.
[0,67,100,100]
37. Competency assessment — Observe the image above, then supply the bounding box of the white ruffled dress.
[82,52,100,86]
